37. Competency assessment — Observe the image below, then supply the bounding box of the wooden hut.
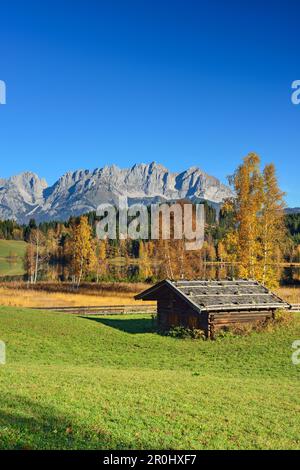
[135,279,291,338]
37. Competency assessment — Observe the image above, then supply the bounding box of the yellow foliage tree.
[95,239,107,282]
[224,153,286,288]
[71,216,97,287]
[258,164,286,288]
[138,240,153,280]
[225,153,263,279]
[217,241,227,263]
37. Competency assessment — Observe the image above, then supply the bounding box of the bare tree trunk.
[96,260,100,283]
[166,244,174,279]
[77,256,84,289]
[34,235,40,284]
[179,243,185,279]
[262,218,269,286]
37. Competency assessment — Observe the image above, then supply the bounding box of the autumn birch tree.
[138,240,153,280]
[225,153,263,279]
[95,239,107,282]
[25,229,48,283]
[259,163,286,288]
[71,216,96,287]
[224,153,286,288]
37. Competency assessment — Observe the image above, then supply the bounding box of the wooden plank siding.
[157,295,208,333]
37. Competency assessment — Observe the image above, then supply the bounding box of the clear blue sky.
[0,0,299,206]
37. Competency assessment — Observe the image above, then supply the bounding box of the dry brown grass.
[0,281,154,308]
[0,281,298,309]
[276,286,300,304]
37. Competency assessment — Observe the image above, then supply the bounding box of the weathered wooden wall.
[157,292,209,333]
[157,290,275,338]
[209,309,275,337]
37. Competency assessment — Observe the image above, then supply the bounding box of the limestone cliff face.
[0,162,233,223]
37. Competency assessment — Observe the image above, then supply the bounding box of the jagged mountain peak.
[0,162,233,223]
[9,171,48,187]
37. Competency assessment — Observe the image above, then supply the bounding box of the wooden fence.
[291,304,300,312]
[33,303,300,315]
[34,304,157,315]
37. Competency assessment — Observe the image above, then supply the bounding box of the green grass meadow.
[0,240,27,277]
[0,307,300,449]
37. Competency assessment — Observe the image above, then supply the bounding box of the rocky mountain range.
[0,162,234,223]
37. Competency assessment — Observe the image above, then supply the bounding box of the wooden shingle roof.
[135,279,291,312]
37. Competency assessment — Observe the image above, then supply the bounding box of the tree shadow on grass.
[0,394,128,450]
[81,316,156,334]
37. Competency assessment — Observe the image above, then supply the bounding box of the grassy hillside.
[0,240,27,258]
[0,240,27,277]
[0,307,299,449]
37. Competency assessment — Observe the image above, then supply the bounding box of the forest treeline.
[0,154,299,288]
